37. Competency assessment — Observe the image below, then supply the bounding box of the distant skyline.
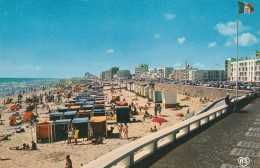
[1,0,260,78]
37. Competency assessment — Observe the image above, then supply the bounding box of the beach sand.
[0,85,211,168]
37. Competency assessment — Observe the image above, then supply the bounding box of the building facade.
[226,57,260,82]
[99,67,119,80]
[135,64,148,79]
[117,70,131,80]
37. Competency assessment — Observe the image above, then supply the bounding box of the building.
[157,67,174,79]
[170,68,192,81]
[84,72,97,79]
[189,70,225,82]
[135,64,148,79]
[99,67,119,80]
[117,70,131,80]
[226,57,260,82]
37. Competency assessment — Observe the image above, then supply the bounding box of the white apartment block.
[226,57,260,82]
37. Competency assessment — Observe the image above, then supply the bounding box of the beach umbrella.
[176,113,187,117]
[152,118,167,123]
[9,116,16,126]
[23,112,33,121]
[10,105,18,110]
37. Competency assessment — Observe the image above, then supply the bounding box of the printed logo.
[238,157,250,167]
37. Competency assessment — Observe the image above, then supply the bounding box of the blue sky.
[1,0,260,78]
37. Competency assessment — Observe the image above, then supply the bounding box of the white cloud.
[208,42,217,48]
[193,62,205,68]
[164,13,176,21]
[215,21,250,36]
[234,33,258,47]
[36,66,42,70]
[154,33,161,39]
[106,49,114,53]
[224,40,232,47]
[173,62,182,67]
[177,37,186,44]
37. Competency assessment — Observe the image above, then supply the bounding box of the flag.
[238,1,254,13]
[256,50,260,57]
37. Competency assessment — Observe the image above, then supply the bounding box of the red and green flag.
[238,1,254,13]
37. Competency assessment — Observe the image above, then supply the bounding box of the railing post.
[117,154,134,167]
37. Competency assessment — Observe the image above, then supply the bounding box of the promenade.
[134,98,260,168]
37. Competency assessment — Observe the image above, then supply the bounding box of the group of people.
[154,104,162,117]
[66,128,79,145]
[117,123,128,139]
[9,141,37,150]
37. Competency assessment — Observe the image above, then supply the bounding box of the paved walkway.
[133,98,260,168]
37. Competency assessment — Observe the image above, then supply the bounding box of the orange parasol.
[10,105,18,110]
[23,112,33,121]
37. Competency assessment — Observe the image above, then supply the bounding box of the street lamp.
[216,64,222,87]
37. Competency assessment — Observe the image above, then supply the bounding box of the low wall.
[154,83,249,100]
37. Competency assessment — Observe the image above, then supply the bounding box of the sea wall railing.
[83,95,249,168]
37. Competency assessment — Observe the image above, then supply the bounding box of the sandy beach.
[0,84,211,168]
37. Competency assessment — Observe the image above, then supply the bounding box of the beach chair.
[184,111,195,120]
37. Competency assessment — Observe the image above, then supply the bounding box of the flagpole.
[236,0,239,100]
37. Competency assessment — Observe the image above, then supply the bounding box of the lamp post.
[216,64,222,88]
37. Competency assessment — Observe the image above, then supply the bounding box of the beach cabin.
[93,104,105,110]
[65,103,74,107]
[69,100,77,103]
[53,119,71,141]
[95,100,105,104]
[90,116,107,138]
[149,88,154,101]
[78,110,91,118]
[87,97,95,101]
[81,105,93,111]
[92,109,106,116]
[96,97,104,101]
[144,85,153,98]
[74,102,84,107]
[140,85,146,96]
[50,112,63,121]
[64,111,77,120]
[69,106,81,112]
[58,107,69,112]
[115,106,130,123]
[153,91,162,103]
[85,101,95,105]
[71,118,89,138]
[116,101,128,106]
[162,91,177,108]
[36,121,53,143]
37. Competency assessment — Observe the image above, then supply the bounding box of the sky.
[1,0,260,78]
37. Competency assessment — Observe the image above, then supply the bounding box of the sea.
[0,78,60,98]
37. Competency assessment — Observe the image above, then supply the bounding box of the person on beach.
[154,106,157,116]
[66,128,74,144]
[74,129,79,145]
[30,141,37,150]
[124,123,128,139]
[65,155,73,168]
[153,126,157,132]
[118,123,122,139]
[158,104,162,117]
[89,126,93,140]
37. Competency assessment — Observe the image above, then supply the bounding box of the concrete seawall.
[153,83,249,100]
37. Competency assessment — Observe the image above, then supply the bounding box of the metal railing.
[83,95,248,168]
